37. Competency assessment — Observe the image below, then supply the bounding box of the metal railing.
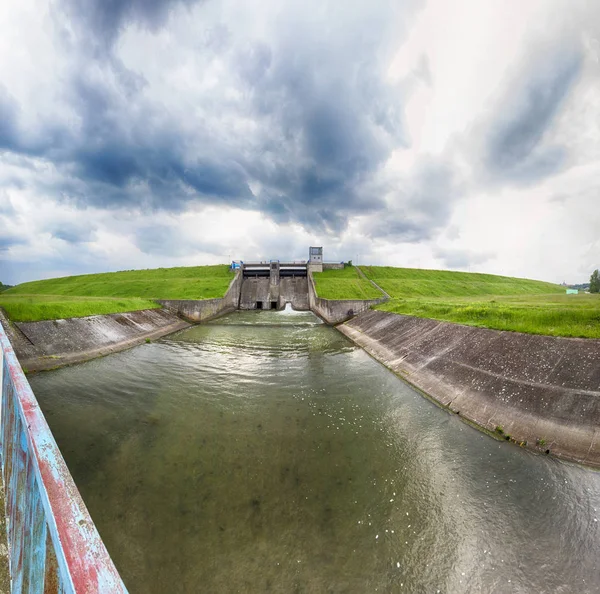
[0,324,128,593]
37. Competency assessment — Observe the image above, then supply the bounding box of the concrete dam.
[239,261,309,311]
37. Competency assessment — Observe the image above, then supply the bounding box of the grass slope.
[358,266,599,338]
[0,295,160,323]
[0,265,233,322]
[313,266,383,300]
[6,265,232,299]
[359,266,563,297]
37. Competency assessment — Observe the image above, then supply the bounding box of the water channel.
[30,308,600,593]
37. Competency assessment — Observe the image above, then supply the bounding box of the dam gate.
[240,262,309,311]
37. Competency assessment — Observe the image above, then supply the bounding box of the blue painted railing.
[0,324,128,592]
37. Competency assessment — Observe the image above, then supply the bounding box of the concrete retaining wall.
[323,263,345,270]
[279,277,309,310]
[307,271,386,324]
[0,308,189,372]
[159,270,242,321]
[238,275,309,311]
[239,278,278,310]
[339,310,600,468]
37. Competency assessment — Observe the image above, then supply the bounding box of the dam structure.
[234,247,384,323]
[239,261,310,311]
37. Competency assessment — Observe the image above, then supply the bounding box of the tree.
[590,269,600,293]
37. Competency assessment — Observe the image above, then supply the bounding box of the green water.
[30,309,600,593]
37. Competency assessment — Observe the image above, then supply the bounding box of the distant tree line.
[0,282,13,292]
[591,269,600,293]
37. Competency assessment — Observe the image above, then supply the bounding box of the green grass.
[0,295,161,323]
[375,293,600,338]
[0,265,234,322]
[355,266,599,338]
[313,266,383,300]
[5,265,232,300]
[359,266,563,297]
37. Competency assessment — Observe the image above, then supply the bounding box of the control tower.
[308,246,323,272]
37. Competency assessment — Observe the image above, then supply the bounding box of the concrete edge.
[20,317,191,373]
[355,266,391,299]
[1,272,243,372]
[337,317,600,471]
[159,269,242,322]
[307,269,387,325]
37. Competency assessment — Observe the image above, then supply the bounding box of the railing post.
[0,324,128,593]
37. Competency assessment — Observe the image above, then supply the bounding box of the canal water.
[30,309,600,593]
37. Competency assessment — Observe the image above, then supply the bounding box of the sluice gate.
[239,262,309,311]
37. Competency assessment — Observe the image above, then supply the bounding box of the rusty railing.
[0,324,128,592]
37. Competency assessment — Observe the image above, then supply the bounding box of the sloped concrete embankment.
[339,310,600,468]
[159,270,242,321]
[307,271,386,325]
[0,308,190,372]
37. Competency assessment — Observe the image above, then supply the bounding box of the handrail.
[0,324,128,592]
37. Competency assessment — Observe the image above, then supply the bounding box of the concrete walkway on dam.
[338,309,600,468]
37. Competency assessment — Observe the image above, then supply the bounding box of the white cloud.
[0,0,598,285]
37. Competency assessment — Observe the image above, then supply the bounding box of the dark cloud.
[0,0,418,234]
[0,235,26,252]
[235,23,409,232]
[62,0,202,51]
[485,44,583,184]
[47,222,97,244]
[0,87,20,153]
[15,63,256,212]
[364,159,459,242]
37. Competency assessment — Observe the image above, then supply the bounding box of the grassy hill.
[0,295,161,323]
[356,266,598,339]
[359,266,563,297]
[312,267,383,300]
[0,265,233,322]
[313,265,599,338]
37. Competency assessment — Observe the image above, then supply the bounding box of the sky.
[0,0,599,285]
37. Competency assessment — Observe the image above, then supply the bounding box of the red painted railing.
[0,324,128,592]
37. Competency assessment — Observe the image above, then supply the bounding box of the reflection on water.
[30,309,600,593]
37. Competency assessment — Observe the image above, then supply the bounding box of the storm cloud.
[483,42,583,184]
[62,0,203,51]
[0,0,423,233]
[0,0,599,285]
[364,158,459,242]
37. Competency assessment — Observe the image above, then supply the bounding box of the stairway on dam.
[239,262,309,311]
